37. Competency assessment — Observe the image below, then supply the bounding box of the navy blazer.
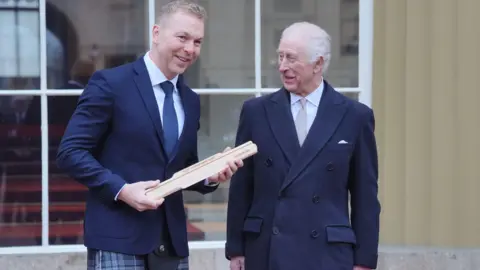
[226,81,381,270]
[56,57,217,256]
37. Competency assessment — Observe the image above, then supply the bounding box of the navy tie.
[160,81,178,156]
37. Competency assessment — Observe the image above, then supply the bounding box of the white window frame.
[0,0,373,254]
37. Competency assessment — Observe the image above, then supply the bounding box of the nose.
[184,41,195,54]
[278,59,288,72]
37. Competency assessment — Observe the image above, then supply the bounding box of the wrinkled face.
[277,37,323,95]
[152,11,204,79]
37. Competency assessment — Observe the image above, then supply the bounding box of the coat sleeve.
[56,71,126,204]
[348,107,381,269]
[225,100,255,259]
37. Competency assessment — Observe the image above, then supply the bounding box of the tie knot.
[160,81,174,96]
[300,98,307,108]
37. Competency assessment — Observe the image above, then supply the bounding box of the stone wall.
[1,247,480,269]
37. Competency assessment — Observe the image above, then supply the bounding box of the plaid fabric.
[87,248,189,270]
[176,257,189,270]
[87,249,146,270]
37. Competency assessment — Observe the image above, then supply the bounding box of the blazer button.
[265,158,273,167]
[326,162,334,171]
[272,227,279,235]
[312,195,320,203]
[310,230,319,238]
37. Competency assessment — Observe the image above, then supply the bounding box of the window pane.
[0,1,40,89]
[261,0,359,88]
[184,94,254,241]
[47,95,85,245]
[155,0,255,88]
[0,95,41,246]
[46,0,149,89]
[343,91,359,101]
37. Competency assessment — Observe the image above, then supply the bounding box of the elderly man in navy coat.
[226,22,381,270]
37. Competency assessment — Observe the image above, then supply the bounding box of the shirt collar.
[290,79,324,107]
[143,51,178,91]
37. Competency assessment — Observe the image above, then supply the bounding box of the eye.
[177,36,187,41]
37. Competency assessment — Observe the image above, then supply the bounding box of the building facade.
[0,0,479,269]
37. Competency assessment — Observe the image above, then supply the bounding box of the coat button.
[326,162,334,171]
[272,227,279,235]
[312,195,320,203]
[310,230,319,238]
[159,245,165,252]
[265,158,273,167]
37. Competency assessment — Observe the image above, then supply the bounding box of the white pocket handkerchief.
[338,140,348,144]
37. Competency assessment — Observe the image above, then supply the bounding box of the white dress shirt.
[143,52,185,137]
[290,80,324,134]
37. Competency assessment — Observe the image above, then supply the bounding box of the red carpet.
[0,124,205,247]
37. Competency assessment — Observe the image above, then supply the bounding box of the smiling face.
[151,11,204,79]
[277,31,325,96]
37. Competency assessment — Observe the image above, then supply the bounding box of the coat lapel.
[133,59,167,157]
[281,82,348,191]
[264,88,300,165]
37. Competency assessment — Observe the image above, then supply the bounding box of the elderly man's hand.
[207,147,244,183]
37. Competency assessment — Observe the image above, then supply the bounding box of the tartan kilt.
[87,249,189,270]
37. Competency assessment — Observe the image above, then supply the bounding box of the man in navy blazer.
[56,1,241,270]
[226,22,381,270]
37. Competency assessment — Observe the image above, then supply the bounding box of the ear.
[152,25,160,44]
[313,56,324,74]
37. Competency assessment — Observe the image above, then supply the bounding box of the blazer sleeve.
[56,71,126,204]
[348,107,381,269]
[225,100,255,259]
[184,120,218,194]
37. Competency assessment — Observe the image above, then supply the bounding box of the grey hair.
[156,0,207,24]
[281,22,331,74]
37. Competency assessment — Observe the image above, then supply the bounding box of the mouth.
[176,56,190,63]
[283,75,295,82]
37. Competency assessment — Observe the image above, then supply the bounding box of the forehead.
[164,11,204,38]
[277,37,307,56]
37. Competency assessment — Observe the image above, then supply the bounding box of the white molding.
[259,87,360,94]
[358,0,374,107]
[0,88,360,96]
[0,90,42,95]
[254,0,261,90]
[39,0,49,247]
[148,0,155,46]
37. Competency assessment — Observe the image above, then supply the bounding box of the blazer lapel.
[281,83,348,191]
[264,88,300,165]
[133,59,167,157]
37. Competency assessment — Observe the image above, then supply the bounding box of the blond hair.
[156,0,207,25]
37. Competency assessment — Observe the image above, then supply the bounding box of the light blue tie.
[160,81,178,157]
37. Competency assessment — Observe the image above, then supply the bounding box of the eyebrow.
[176,32,203,41]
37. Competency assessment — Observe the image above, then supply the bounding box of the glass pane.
[0,1,40,89]
[47,96,85,245]
[46,0,149,89]
[155,0,255,88]
[343,91,359,101]
[184,94,255,241]
[0,95,41,246]
[261,0,359,88]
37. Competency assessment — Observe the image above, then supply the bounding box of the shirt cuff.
[114,183,127,201]
[204,179,219,186]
